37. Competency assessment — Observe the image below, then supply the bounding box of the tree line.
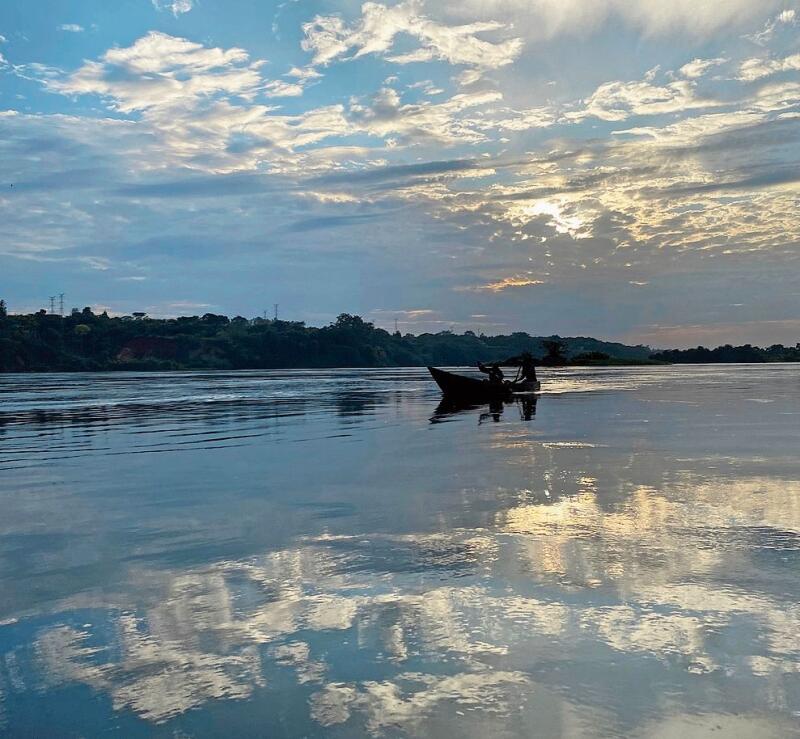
[1,303,797,372]
[0,305,657,372]
[650,344,800,363]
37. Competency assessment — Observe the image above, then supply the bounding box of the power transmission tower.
[394,317,399,333]
[49,296,56,314]
[59,293,65,316]
[274,303,279,321]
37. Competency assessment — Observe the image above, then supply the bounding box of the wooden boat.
[428,366,540,400]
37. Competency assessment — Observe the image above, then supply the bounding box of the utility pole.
[273,303,279,322]
[59,293,65,317]
[49,296,56,314]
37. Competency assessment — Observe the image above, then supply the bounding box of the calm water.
[1,366,799,737]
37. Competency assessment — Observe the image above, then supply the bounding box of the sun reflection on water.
[0,366,799,736]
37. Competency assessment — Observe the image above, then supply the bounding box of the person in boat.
[518,352,538,384]
[477,361,505,385]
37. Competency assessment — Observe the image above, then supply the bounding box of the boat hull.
[427,366,540,400]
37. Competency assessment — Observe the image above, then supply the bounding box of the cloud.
[165,301,213,310]
[569,78,718,122]
[445,0,787,40]
[7,11,800,337]
[751,81,800,112]
[346,86,504,145]
[286,66,322,81]
[743,8,797,45]
[0,110,167,266]
[395,93,800,296]
[152,0,194,16]
[47,31,512,171]
[263,80,305,97]
[55,32,263,113]
[301,0,523,70]
[679,57,727,79]
[114,171,286,198]
[47,32,310,171]
[311,671,530,733]
[469,276,546,292]
[455,68,483,87]
[477,104,557,132]
[738,53,800,82]
[310,158,486,186]
[630,318,800,348]
[286,212,384,232]
[644,164,800,196]
[59,24,85,33]
[370,308,435,319]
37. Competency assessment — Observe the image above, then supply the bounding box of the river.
[1,366,799,737]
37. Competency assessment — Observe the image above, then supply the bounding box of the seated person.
[478,362,505,385]
[519,352,538,383]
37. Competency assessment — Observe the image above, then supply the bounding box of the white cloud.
[264,80,305,97]
[46,31,516,173]
[612,110,768,146]
[301,0,523,70]
[56,32,263,113]
[286,66,322,81]
[751,81,800,112]
[265,66,321,98]
[446,0,787,39]
[476,104,557,132]
[347,86,504,144]
[152,0,194,17]
[475,276,546,291]
[738,53,800,82]
[455,68,483,87]
[3,0,800,339]
[743,8,797,45]
[643,65,660,82]
[679,57,727,79]
[59,24,85,33]
[569,78,717,122]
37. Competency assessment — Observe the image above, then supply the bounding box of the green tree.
[334,313,373,331]
[542,339,567,365]
[0,299,6,318]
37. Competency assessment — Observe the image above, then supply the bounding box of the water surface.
[1,366,799,737]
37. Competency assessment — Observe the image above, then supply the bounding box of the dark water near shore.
[1,366,799,737]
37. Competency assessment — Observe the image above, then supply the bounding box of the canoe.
[428,366,540,399]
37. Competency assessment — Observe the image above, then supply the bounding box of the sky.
[0,0,799,347]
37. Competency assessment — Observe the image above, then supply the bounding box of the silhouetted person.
[479,398,505,424]
[478,362,504,385]
[518,352,538,383]
[519,396,537,420]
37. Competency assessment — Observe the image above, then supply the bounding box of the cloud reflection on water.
[0,367,799,736]
[24,473,800,734]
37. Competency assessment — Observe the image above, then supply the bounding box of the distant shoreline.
[1,309,797,372]
[0,359,667,374]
